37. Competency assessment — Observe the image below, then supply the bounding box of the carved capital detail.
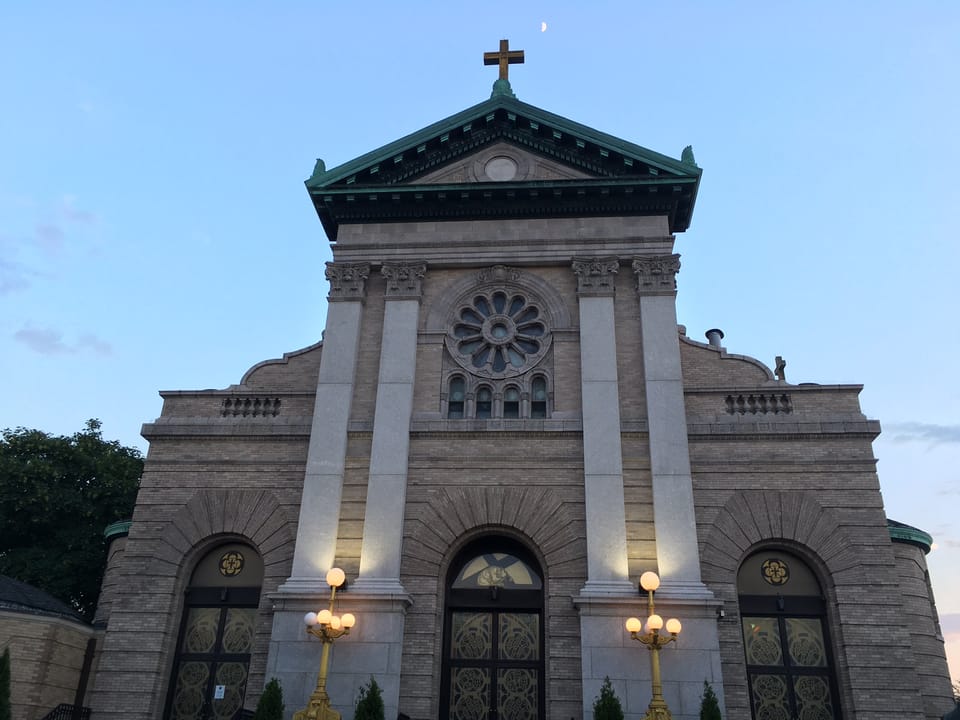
[571,257,619,297]
[632,254,681,295]
[477,265,522,283]
[382,261,427,299]
[325,262,370,301]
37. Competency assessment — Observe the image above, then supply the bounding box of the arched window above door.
[166,543,263,720]
[442,538,545,720]
[738,550,841,720]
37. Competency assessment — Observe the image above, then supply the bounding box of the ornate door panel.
[442,542,545,720]
[169,601,257,720]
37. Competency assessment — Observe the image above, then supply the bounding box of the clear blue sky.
[3,1,958,684]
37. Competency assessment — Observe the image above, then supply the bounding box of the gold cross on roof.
[484,39,524,81]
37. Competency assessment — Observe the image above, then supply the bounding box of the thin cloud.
[60,194,97,224]
[77,333,112,355]
[34,223,65,254]
[0,259,33,295]
[884,422,960,445]
[13,326,112,356]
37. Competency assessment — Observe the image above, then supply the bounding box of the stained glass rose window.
[446,290,552,379]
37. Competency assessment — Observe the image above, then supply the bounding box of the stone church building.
[88,52,954,720]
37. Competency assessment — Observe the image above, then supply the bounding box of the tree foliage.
[354,676,385,720]
[592,676,624,720]
[252,678,284,720]
[0,420,142,620]
[700,680,722,720]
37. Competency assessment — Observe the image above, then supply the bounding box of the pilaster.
[633,255,711,600]
[571,257,633,595]
[281,261,370,592]
[355,261,426,592]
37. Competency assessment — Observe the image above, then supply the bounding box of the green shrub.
[699,680,722,720]
[252,678,284,720]
[592,676,624,720]
[0,648,11,720]
[354,676,385,720]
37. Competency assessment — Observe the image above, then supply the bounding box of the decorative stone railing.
[724,393,792,415]
[220,396,282,417]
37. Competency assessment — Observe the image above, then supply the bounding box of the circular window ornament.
[219,551,245,577]
[446,289,552,379]
[761,558,790,586]
[484,156,518,182]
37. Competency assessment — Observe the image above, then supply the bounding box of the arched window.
[441,538,544,720]
[448,377,466,419]
[476,387,493,419]
[503,387,520,419]
[738,550,841,720]
[165,543,263,720]
[530,377,547,419]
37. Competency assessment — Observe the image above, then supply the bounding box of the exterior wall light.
[294,568,354,720]
[626,571,682,720]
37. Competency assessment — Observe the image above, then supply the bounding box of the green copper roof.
[104,519,132,540]
[887,518,933,554]
[307,92,701,240]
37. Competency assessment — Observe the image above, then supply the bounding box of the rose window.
[446,291,551,379]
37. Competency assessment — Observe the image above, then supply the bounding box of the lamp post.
[625,571,682,720]
[294,568,356,720]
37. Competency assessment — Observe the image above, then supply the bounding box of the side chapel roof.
[307,81,702,241]
[0,575,87,623]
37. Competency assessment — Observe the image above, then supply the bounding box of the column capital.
[325,262,371,302]
[381,261,427,300]
[632,254,681,296]
[571,257,619,297]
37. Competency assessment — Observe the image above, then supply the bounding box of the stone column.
[266,262,371,717]
[337,262,424,720]
[354,261,426,590]
[633,255,710,599]
[283,261,370,591]
[571,257,634,594]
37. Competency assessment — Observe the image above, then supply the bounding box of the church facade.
[89,62,953,720]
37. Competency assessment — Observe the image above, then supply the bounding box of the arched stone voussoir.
[408,485,580,564]
[702,490,854,578]
[163,489,294,569]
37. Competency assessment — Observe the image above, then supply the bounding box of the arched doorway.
[440,537,545,720]
[738,550,842,720]
[165,542,263,720]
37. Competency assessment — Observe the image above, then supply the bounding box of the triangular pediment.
[307,90,702,239]
[415,142,596,185]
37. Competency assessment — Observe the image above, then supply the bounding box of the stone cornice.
[381,261,427,299]
[325,262,370,301]
[632,254,681,295]
[571,256,619,297]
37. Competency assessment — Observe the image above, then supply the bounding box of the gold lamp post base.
[293,691,341,720]
[642,698,673,720]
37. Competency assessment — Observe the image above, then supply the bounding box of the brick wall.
[1,611,98,720]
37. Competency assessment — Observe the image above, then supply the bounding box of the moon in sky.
[541,21,547,32]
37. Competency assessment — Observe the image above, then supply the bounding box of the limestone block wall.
[1,611,98,720]
[690,416,930,717]
[394,431,588,720]
[90,383,308,719]
[891,540,955,718]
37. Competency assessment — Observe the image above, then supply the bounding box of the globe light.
[317,609,332,625]
[646,614,664,632]
[640,571,661,592]
[342,613,356,629]
[330,615,342,630]
[304,612,319,627]
[625,617,643,634]
[665,618,682,635]
[326,567,346,588]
